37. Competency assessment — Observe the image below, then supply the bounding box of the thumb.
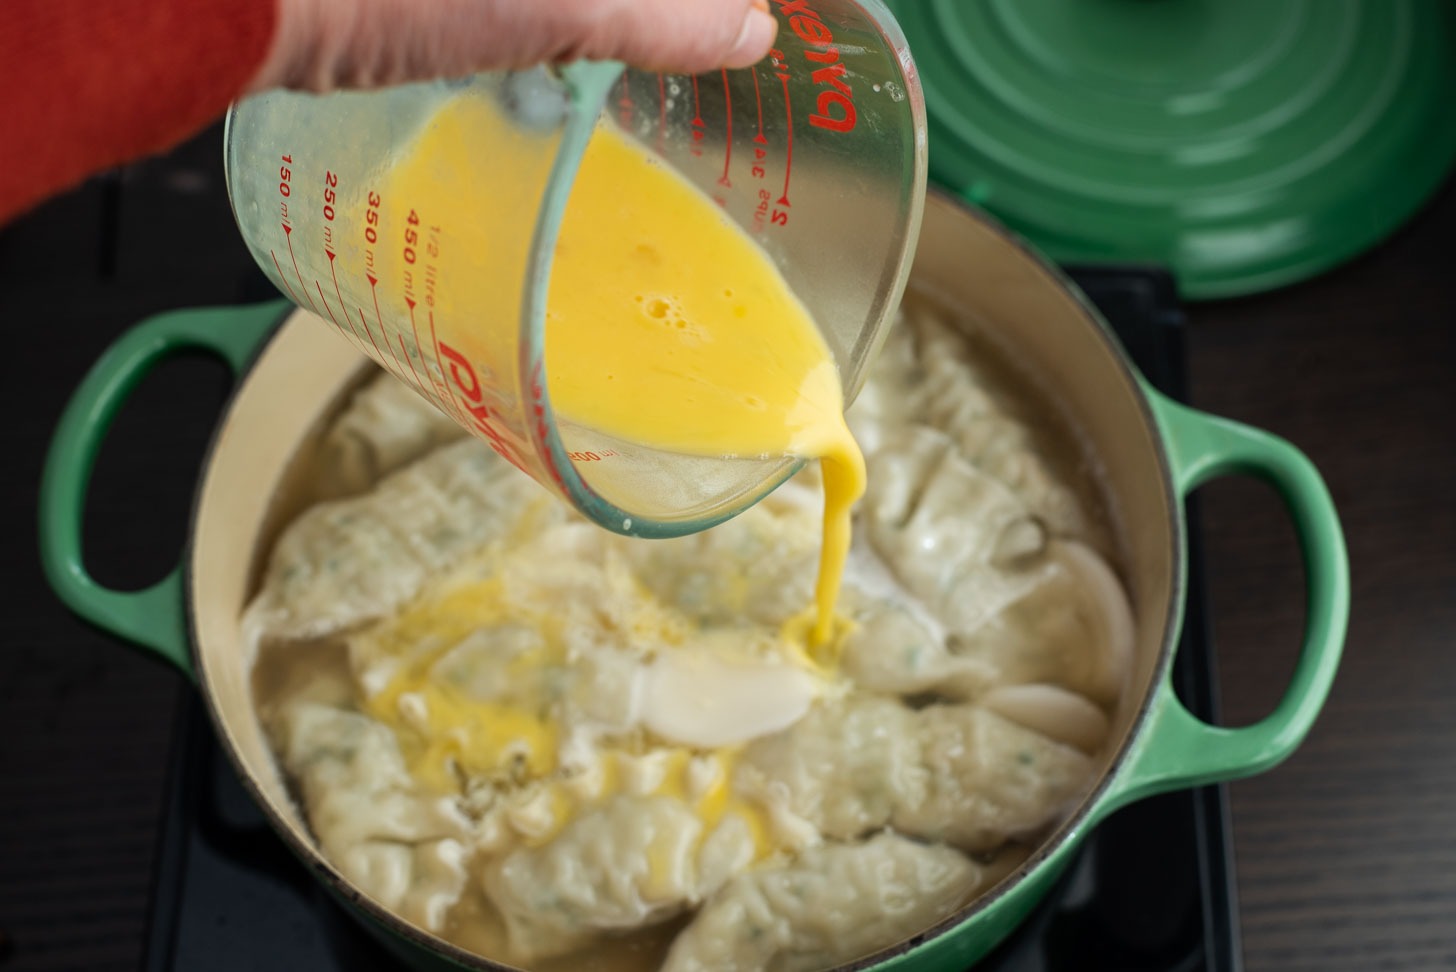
[564,0,779,74]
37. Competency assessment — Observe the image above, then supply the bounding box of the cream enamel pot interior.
[40,194,1349,972]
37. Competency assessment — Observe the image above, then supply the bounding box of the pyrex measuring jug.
[224,0,926,538]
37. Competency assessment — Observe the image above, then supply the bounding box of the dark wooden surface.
[1184,177,1456,969]
[1,126,1453,972]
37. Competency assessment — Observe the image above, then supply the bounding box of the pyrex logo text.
[773,0,857,133]
[438,342,526,471]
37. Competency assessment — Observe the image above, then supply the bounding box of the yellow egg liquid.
[384,95,865,646]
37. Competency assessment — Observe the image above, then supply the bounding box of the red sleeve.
[0,0,277,223]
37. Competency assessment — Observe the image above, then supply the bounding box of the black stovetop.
[142,266,1241,972]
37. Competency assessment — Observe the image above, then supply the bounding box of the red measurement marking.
[719,69,733,187]
[313,280,363,351]
[426,310,444,379]
[345,309,369,349]
[405,298,447,406]
[382,325,408,374]
[326,251,369,348]
[752,69,768,144]
[269,250,302,305]
[691,75,704,127]
[424,309,468,424]
[396,333,425,390]
[364,273,407,374]
[313,281,337,325]
[657,74,667,154]
[777,73,795,207]
[282,224,317,312]
[356,305,401,378]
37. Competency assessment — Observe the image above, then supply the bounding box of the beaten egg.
[346,508,828,861]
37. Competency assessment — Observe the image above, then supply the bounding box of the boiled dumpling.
[623,482,823,629]
[481,795,756,961]
[837,595,989,699]
[242,439,556,653]
[738,695,1093,853]
[661,832,981,972]
[272,701,471,931]
[834,580,1122,759]
[947,540,1133,707]
[863,426,1057,634]
[844,312,923,455]
[907,312,1001,431]
[885,307,1094,543]
[274,702,469,850]
[315,369,467,499]
[979,682,1111,754]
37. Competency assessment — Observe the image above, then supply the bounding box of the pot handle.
[1098,387,1350,814]
[38,302,290,677]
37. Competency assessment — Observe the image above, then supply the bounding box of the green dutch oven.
[38,194,1349,971]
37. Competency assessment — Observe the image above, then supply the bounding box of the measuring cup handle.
[38,302,289,677]
[1094,388,1350,819]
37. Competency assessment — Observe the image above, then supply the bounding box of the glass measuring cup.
[223,0,926,538]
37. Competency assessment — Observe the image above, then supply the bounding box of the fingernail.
[726,7,778,68]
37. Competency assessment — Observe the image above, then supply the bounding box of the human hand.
[249,0,780,93]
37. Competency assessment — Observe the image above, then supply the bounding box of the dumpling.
[623,481,823,629]
[242,439,556,651]
[274,702,469,851]
[738,695,1093,853]
[878,306,1094,543]
[905,311,1001,433]
[892,702,1093,849]
[341,517,636,706]
[272,701,471,931]
[836,576,1125,757]
[861,414,1133,705]
[333,838,470,935]
[979,683,1111,755]
[661,832,981,972]
[844,314,923,455]
[862,426,1056,634]
[480,795,755,961]
[315,369,467,499]
[837,595,989,699]
[946,541,1134,707]
[738,695,917,844]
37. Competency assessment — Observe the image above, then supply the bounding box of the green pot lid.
[887,0,1456,299]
